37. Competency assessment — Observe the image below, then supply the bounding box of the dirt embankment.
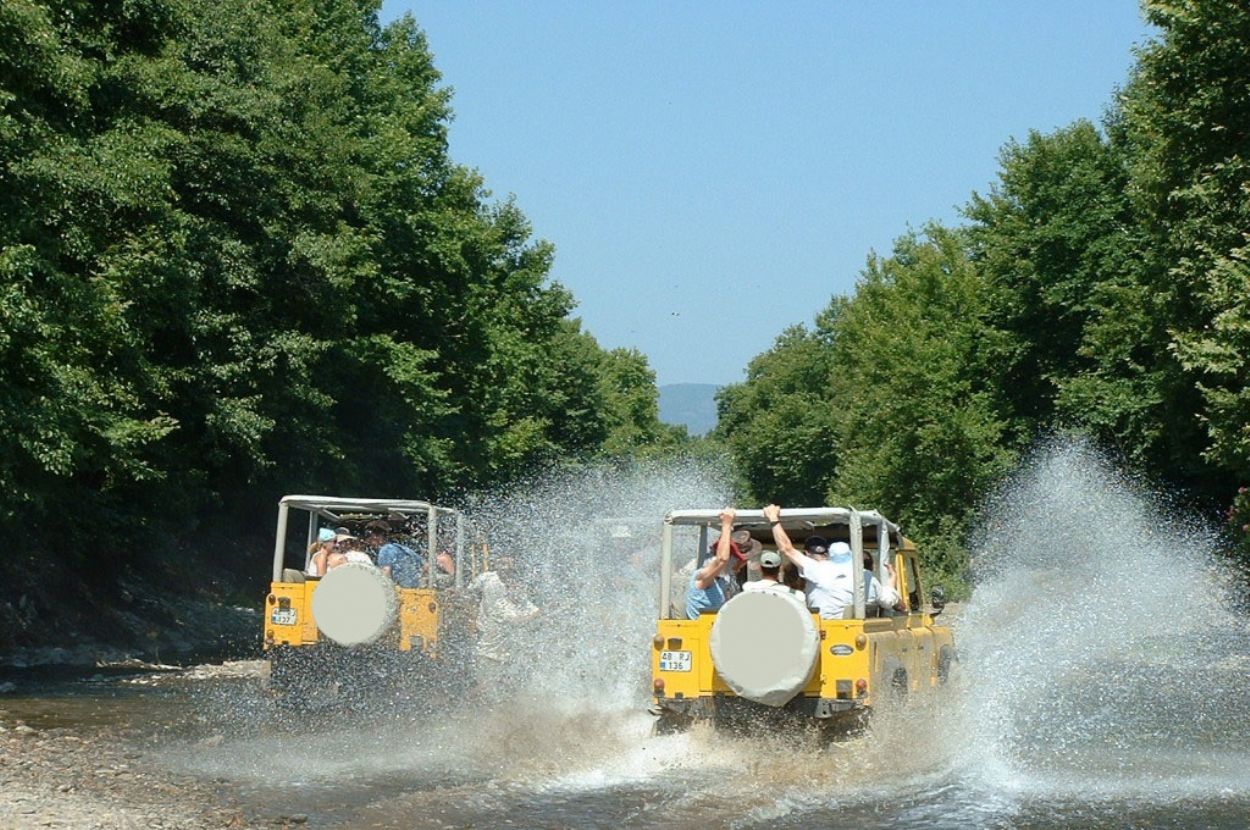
[0,569,260,670]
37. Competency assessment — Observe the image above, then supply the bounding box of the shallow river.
[2,654,1248,830]
[5,442,1249,828]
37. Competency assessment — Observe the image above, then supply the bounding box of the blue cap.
[828,541,852,562]
[318,527,336,543]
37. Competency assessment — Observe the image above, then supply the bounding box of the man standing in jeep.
[741,549,804,601]
[764,503,900,618]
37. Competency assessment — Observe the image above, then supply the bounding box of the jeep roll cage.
[272,495,477,588]
[658,507,902,620]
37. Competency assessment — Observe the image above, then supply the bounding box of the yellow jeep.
[263,495,487,705]
[650,507,954,733]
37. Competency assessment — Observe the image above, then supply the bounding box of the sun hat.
[828,541,853,562]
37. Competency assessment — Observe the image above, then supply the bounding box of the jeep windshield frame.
[658,507,901,620]
[272,495,472,587]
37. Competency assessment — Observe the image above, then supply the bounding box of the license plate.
[270,608,297,626]
[659,650,691,672]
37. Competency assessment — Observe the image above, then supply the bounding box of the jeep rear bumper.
[653,693,865,722]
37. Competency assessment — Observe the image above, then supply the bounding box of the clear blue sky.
[379,2,1153,386]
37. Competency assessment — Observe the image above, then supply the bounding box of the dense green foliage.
[716,324,838,505]
[718,0,1250,589]
[0,0,675,610]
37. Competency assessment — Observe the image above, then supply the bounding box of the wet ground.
[1,660,1247,830]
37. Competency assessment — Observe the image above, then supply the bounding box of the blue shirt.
[685,570,730,619]
[377,542,424,588]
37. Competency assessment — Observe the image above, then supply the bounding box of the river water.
[3,445,1248,828]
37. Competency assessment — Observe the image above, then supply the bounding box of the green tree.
[1114,0,1250,487]
[965,121,1138,438]
[0,0,673,622]
[594,344,686,456]
[825,228,1016,586]
[714,322,839,506]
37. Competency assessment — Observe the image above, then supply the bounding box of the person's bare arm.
[763,504,812,571]
[694,508,735,589]
[882,562,905,611]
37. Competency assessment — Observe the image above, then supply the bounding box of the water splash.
[465,456,732,711]
[152,440,1250,827]
[950,436,1250,798]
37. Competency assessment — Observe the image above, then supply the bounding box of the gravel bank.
[0,670,323,830]
[0,715,248,830]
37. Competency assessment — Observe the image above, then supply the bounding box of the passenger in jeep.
[323,530,367,571]
[307,528,337,577]
[684,508,741,619]
[764,503,901,618]
[339,532,375,566]
[365,520,424,587]
[863,552,905,615]
[741,549,805,601]
[434,549,456,585]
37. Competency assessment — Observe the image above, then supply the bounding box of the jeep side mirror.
[930,586,946,617]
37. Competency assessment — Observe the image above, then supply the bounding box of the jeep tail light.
[653,678,665,695]
[855,678,868,695]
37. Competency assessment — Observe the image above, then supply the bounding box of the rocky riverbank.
[0,661,324,830]
[0,715,247,830]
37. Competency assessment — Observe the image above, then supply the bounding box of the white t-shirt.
[866,572,901,611]
[798,556,855,618]
[471,571,539,661]
[742,579,805,601]
[343,550,374,566]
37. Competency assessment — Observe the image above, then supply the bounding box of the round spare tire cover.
[312,562,399,646]
[710,591,819,707]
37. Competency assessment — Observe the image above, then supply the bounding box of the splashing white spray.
[158,441,1250,828]
[466,457,733,712]
[951,437,1250,797]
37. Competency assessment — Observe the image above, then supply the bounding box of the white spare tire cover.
[312,562,398,646]
[710,591,819,707]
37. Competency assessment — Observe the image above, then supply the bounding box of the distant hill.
[659,383,721,436]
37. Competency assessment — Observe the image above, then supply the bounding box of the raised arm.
[763,504,812,570]
[694,508,736,589]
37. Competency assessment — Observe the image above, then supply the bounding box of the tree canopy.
[0,0,675,594]
[718,0,1250,586]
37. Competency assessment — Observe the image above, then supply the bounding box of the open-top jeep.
[263,495,487,705]
[650,507,954,734]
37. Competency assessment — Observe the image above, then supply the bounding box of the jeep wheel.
[879,659,908,705]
